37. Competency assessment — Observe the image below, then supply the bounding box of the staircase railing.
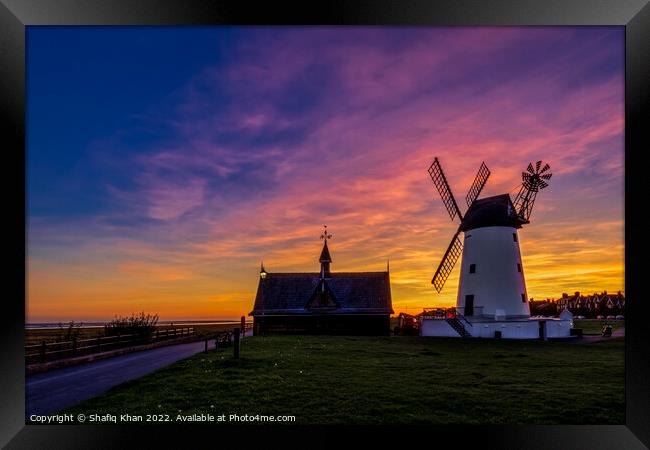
[457,314,473,329]
[445,317,471,337]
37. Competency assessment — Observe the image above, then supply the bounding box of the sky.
[27,26,624,322]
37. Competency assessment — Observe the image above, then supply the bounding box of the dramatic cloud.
[27,27,624,321]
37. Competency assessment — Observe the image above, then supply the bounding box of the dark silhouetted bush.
[105,312,159,337]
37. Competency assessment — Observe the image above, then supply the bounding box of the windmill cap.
[460,194,525,231]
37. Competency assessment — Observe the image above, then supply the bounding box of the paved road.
[26,340,207,417]
[575,327,625,344]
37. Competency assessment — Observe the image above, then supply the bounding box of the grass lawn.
[573,319,624,336]
[64,336,624,424]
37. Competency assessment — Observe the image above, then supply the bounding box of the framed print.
[1,0,648,448]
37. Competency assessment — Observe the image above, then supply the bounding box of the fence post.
[215,337,219,351]
[117,332,121,347]
[41,341,46,363]
[97,335,101,352]
[233,328,240,359]
[72,337,77,356]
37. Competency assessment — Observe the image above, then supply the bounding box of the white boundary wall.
[420,318,572,339]
[470,320,538,338]
[545,319,573,338]
[420,319,461,337]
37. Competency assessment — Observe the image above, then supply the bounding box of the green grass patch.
[64,336,624,424]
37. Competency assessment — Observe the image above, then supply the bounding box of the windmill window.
[469,264,476,274]
[517,263,522,273]
[521,293,527,303]
[512,233,518,242]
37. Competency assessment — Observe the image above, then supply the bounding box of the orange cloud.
[27,27,624,322]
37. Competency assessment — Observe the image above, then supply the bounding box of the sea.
[25,320,242,330]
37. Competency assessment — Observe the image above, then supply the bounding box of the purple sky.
[27,27,624,321]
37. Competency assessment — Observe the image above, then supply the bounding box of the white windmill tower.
[428,158,552,324]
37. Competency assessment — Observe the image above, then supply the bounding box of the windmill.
[428,157,552,321]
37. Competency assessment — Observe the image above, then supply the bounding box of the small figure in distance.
[601,322,612,337]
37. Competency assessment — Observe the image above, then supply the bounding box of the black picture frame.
[2,0,648,448]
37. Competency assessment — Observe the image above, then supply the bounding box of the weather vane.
[320,225,332,241]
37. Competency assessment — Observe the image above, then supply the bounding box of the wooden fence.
[25,326,194,364]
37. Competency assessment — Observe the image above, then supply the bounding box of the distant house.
[249,232,394,335]
[556,290,625,317]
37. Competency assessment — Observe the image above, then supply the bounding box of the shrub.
[105,312,159,337]
[57,320,83,342]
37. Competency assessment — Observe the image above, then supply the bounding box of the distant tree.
[529,301,558,317]
[105,311,159,337]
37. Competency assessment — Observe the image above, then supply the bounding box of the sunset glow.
[27,27,624,322]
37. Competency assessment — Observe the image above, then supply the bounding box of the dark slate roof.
[460,194,524,231]
[319,240,332,262]
[249,272,393,316]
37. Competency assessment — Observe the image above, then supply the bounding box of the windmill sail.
[431,231,463,293]
[428,158,463,221]
[465,162,491,208]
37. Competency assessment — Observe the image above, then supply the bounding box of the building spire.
[319,225,332,278]
[260,261,267,279]
[387,259,390,273]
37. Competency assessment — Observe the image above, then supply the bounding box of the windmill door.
[465,295,474,316]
